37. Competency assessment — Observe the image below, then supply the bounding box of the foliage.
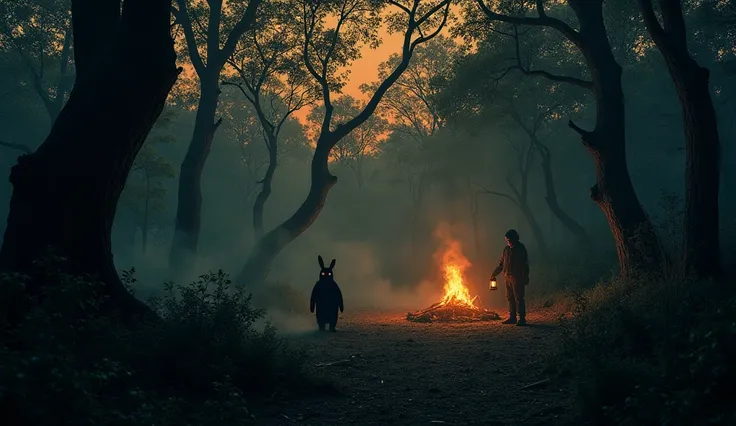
[550,264,736,425]
[358,35,461,206]
[298,0,384,94]
[0,0,73,119]
[226,0,319,133]
[0,257,313,426]
[220,90,311,202]
[361,35,459,141]
[378,131,434,205]
[297,0,453,138]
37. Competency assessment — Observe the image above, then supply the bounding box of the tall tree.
[168,0,262,275]
[637,0,721,278]
[0,0,180,318]
[223,0,318,238]
[236,0,454,285]
[0,0,74,123]
[473,0,663,276]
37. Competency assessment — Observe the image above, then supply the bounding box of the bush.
[550,272,736,425]
[0,259,313,426]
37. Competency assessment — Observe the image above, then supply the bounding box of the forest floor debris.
[253,308,578,425]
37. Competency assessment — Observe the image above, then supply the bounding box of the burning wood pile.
[407,239,500,323]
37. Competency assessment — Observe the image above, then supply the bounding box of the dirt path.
[254,308,579,426]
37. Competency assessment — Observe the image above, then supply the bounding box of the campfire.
[407,239,500,323]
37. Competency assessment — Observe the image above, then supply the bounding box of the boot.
[501,316,517,324]
[517,298,527,326]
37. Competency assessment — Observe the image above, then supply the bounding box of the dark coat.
[491,241,530,284]
[310,279,344,323]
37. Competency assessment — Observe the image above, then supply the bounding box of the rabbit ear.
[318,255,325,268]
[329,258,336,269]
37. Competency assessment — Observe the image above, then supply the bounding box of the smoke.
[433,221,473,275]
[307,240,444,312]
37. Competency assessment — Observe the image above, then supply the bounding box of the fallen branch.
[407,302,501,323]
[521,378,550,390]
[314,359,352,367]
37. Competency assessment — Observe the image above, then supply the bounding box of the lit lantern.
[489,277,498,291]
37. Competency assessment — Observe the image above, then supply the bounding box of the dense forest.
[1,0,734,424]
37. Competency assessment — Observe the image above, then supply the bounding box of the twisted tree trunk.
[0,0,180,319]
[237,140,338,284]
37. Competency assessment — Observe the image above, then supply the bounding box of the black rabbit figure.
[310,255,344,332]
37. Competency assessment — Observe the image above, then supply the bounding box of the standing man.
[490,229,530,326]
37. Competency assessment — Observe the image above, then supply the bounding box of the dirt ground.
[253,307,580,426]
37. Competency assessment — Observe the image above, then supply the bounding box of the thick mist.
[1,19,734,335]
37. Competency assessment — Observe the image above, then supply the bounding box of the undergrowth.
[0,256,324,426]
[547,191,735,424]
[550,265,736,425]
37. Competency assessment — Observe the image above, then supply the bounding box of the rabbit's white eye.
[328,272,332,275]
[321,272,325,275]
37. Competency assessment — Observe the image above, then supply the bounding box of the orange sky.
[294,16,461,124]
[292,25,406,123]
[341,27,405,100]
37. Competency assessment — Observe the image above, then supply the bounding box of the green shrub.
[0,259,314,426]
[551,272,736,425]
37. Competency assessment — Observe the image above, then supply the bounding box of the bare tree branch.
[478,186,521,208]
[507,24,593,90]
[172,1,206,73]
[220,0,263,62]
[475,0,583,49]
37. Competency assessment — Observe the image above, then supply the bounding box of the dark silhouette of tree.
[237,0,454,285]
[168,0,262,275]
[439,25,590,250]
[638,0,721,278]
[473,0,663,276]
[0,0,180,319]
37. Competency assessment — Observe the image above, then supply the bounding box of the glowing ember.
[407,237,500,323]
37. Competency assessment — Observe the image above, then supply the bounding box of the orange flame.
[436,238,480,309]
